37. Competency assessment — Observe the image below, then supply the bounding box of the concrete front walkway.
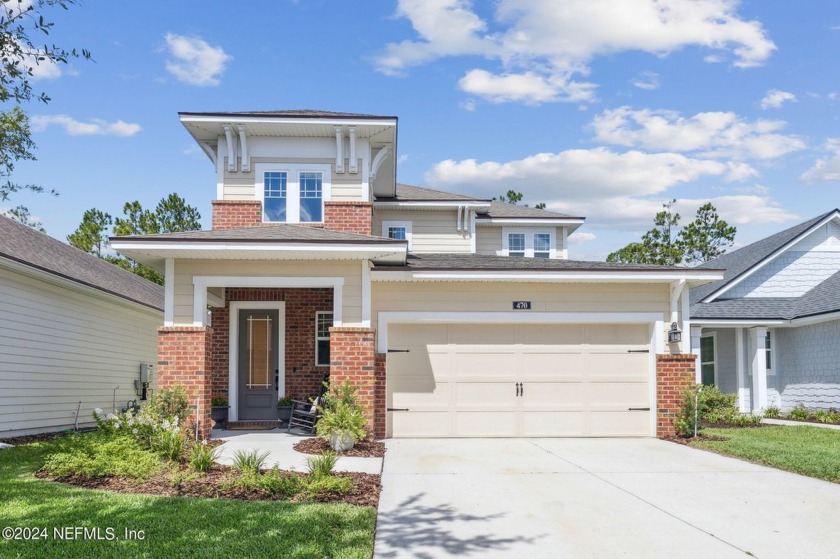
[375,438,840,558]
[211,429,382,474]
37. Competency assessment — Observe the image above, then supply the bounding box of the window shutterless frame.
[502,227,557,258]
[255,163,331,224]
[382,221,413,250]
[315,311,333,367]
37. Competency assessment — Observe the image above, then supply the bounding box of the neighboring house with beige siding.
[0,215,163,438]
[111,109,721,440]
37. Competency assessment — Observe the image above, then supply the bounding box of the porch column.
[329,327,381,438]
[735,328,749,413]
[157,326,213,439]
[750,327,768,414]
[690,326,703,384]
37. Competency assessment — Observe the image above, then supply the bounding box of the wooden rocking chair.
[287,376,329,435]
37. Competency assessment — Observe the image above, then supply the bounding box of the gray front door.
[238,309,280,420]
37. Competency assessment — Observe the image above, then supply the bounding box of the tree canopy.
[68,194,201,285]
[606,200,736,266]
[493,189,547,209]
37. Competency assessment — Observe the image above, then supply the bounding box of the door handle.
[520,383,524,397]
[515,382,522,397]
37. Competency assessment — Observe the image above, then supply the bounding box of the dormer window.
[256,164,330,223]
[503,228,556,258]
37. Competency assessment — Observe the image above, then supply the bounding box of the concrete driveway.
[374,438,840,558]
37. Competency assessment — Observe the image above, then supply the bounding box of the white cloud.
[760,89,797,109]
[426,147,747,202]
[31,115,142,137]
[631,71,660,91]
[591,106,806,160]
[569,232,597,244]
[163,33,231,87]
[800,139,840,183]
[459,99,477,112]
[374,0,775,104]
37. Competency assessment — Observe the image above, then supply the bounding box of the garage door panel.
[588,383,649,406]
[389,324,448,346]
[588,353,648,379]
[590,411,650,436]
[454,351,518,378]
[456,382,518,406]
[456,412,518,437]
[522,412,587,437]
[519,324,585,344]
[521,382,586,406]
[392,411,451,437]
[587,324,649,345]
[392,382,452,408]
[521,352,586,377]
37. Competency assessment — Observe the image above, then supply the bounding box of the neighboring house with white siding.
[690,209,840,414]
[0,214,163,437]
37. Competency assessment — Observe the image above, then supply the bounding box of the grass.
[0,437,376,558]
[692,426,840,483]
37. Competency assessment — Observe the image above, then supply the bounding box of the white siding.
[374,209,472,253]
[0,266,161,437]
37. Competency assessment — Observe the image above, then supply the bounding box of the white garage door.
[386,323,652,437]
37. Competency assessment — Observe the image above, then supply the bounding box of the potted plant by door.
[315,381,367,451]
[211,396,230,428]
[277,396,293,425]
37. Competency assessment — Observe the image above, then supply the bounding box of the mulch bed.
[293,437,386,458]
[666,435,729,446]
[704,421,768,429]
[36,464,381,507]
[0,429,95,446]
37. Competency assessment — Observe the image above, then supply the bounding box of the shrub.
[763,406,781,419]
[43,434,163,480]
[674,384,739,437]
[307,451,339,478]
[232,449,270,476]
[788,404,809,421]
[277,396,293,407]
[315,382,367,444]
[301,475,352,498]
[211,396,228,407]
[258,467,302,496]
[728,414,762,427]
[813,409,839,424]
[189,441,219,472]
[143,386,191,425]
[151,418,187,461]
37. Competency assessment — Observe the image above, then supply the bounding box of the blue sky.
[5,0,840,260]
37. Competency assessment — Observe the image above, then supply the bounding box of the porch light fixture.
[668,322,682,344]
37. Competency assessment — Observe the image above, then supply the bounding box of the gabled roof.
[178,109,396,120]
[482,200,584,221]
[691,210,840,303]
[111,224,404,244]
[0,214,163,311]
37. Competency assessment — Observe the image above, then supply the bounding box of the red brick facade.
[212,200,262,230]
[373,353,387,439]
[157,326,213,439]
[328,327,378,436]
[656,354,697,438]
[324,201,373,235]
[209,288,334,403]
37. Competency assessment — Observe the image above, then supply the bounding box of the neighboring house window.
[256,164,330,224]
[382,221,413,250]
[700,334,716,386]
[503,228,556,258]
[316,312,333,367]
[508,233,526,257]
[765,330,775,376]
[299,172,323,223]
[263,172,287,222]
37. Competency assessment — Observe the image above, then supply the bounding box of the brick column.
[656,354,696,438]
[373,353,387,439]
[324,202,373,235]
[329,327,377,436]
[157,326,213,439]
[212,200,262,230]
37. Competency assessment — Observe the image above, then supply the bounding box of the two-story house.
[111,110,721,439]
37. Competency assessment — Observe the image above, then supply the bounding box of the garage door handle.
[627,350,650,353]
[387,408,410,411]
[628,407,650,411]
[387,349,410,353]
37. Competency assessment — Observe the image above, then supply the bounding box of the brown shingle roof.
[111,223,404,244]
[0,215,163,311]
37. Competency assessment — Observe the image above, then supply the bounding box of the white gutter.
[180,115,397,127]
[111,240,408,254]
[372,270,724,283]
[693,310,840,329]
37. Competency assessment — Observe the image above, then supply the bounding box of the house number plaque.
[512,301,531,310]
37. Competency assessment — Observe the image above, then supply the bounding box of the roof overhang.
[374,201,491,211]
[476,217,586,233]
[372,269,723,284]
[692,309,840,328]
[110,240,408,272]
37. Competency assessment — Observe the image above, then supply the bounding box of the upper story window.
[503,228,556,258]
[382,221,413,250]
[256,164,330,224]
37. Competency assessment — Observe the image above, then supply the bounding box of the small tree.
[677,203,736,264]
[67,209,112,256]
[3,205,45,231]
[493,189,546,209]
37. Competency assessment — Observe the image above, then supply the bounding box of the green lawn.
[692,426,840,483]
[0,438,376,559]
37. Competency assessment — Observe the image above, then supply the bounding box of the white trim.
[370,146,389,180]
[374,201,491,210]
[372,270,723,283]
[111,240,405,255]
[192,276,344,327]
[476,218,585,226]
[228,301,285,422]
[376,311,664,353]
[348,127,357,173]
[750,326,769,413]
[361,260,371,327]
[561,227,568,259]
[690,326,703,383]
[502,227,556,259]
[223,124,236,172]
[703,210,840,303]
[692,319,787,327]
[735,328,748,413]
[236,125,249,172]
[700,331,718,386]
[335,126,344,173]
[470,209,476,253]
[254,162,332,224]
[648,322,658,436]
[199,141,217,166]
[215,137,224,199]
[315,310,333,367]
[791,311,840,327]
[680,285,690,354]
[765,329,776,377]
[0,254,162,317]
[164,258,174,326]
[381,220,413,250]
[181,114,398,127]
